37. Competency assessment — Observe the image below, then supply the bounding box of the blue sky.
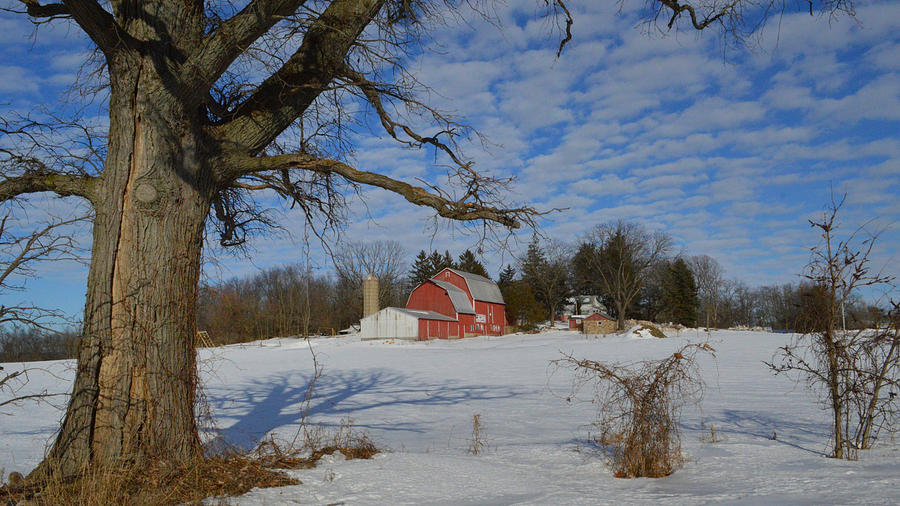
[1,1,898,322]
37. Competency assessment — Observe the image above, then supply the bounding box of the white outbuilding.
[359,306,459,340]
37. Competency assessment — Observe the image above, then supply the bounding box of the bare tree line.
[197,241,409,343]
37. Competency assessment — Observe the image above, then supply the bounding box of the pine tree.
[409,250,433,287]
[520,238,570,323]
[662,258,699,327]
[410,249,456,286]
[457,249,490,278]
[501,280,543,328]
[498,264,516,290]
[441,250,455,270]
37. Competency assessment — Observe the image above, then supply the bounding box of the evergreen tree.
[410,249,456,286]
[501,280,543,328]
[636,260,669,322]
[571,242,600,295]
[662,258,700,326]
[520,238,570,323]
[409,250,433,287]
[427,250,455,274]
[497,264,516,290]
[441,250,455,270]
[457,249,490,277]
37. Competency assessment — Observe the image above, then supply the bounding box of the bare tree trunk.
[826,337,845,459]
[860,336,899,448]
[35,56,212,478]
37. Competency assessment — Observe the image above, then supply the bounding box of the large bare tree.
[587,220,672,331]
[0,0,857,481]
[332,239,407,325]
[689,254,724,328]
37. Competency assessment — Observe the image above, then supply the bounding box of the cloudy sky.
[1,0,898,321]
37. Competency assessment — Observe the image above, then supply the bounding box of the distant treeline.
[0,326,81,362]
[197,234,886,345]
[4,230,886,359]
[197,243,492,345]
[503,224,884,332]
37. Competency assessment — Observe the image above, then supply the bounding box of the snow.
[3,330,900,504]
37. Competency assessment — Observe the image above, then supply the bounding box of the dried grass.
[2,422,379,504]
[467,413,486,455]
[1,455,297,505]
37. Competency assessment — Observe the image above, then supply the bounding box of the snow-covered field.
[3,329,899,504]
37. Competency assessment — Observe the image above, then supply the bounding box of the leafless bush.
[255,417,379,471]
[767,197,898,459]
[557,343,715,478]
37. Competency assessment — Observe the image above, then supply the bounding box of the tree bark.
[34,52,213,478]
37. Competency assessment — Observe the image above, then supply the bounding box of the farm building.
[359,307,459,340]
[568,312,614,334]
[359,268,506,340]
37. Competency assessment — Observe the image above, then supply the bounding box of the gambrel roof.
[443,268,505,305]
[430,280,476,314]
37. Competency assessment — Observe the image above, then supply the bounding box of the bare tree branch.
[0,171,96,203]
[656,0,734,30]
[13,0,69,18]
[180,0,309,93]
[337,64,473,171]
[215,0,385,152]
[648,0,857,48]
[0,214,87,330]
[220,152,541,229]
[60,0,125,55]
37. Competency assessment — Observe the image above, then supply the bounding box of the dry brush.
[557,342,714,478]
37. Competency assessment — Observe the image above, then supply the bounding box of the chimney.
[362,274,379,318]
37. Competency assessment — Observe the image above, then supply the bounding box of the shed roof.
[391,307,458,322]
[443,268,505,305]
[430,280,476,314]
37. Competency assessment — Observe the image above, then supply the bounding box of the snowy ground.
[3,329,899,504]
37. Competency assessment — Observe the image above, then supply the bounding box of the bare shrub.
[255,418,379,470]
[557,343,715,478]
[468,413,487,455]
[767,197,898,459]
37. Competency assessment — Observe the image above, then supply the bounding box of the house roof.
[443,268,505,305]
[430,280,476,314]
[391,307,458,322]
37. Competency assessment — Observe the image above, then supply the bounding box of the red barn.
[406,268,506,339]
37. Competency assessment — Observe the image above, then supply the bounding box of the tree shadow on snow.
[201,368,526,451]
[686,409,829,455]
